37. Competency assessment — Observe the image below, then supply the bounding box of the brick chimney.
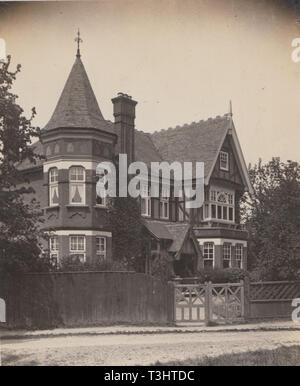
[112,93,137,165]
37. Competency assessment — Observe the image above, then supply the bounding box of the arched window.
[69,166,85,205]
[49,167,59,206]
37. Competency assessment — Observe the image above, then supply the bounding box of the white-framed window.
[96,237,106,259]
[69,166,85,205]
[204,188,235,223]
[223,243,232,268]
[49,167,59,206]
[141,183,151,217]
[49,236,59,262]
[235,244,243,268]
[220,151,229,171]
[69,235,86,262]
[160,186,169,219]
[203,242,214,268]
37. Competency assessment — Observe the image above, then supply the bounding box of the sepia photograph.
[0,0,299,370]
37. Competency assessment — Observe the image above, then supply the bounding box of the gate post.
[204,281,212,326]
[243,276,251,320]
[167,281,176,324]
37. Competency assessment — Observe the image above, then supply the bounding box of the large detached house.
[18,47,253,277]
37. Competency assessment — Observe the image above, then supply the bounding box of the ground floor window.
[96,237,106,259]
[235,244,243,268]
[49,236,59,264]
[69,235,86,262]
[203,242,214,268]
[223,243,232,268]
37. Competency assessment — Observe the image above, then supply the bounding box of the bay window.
[69,166,85,205]
[203,188,235,223]
[69,235,86,262]
[49,236,59,262]
[235,244,243,268]
[203,242,214,268]
[223,243,232,268]
[96,237,106,259]
[49,167,59,206]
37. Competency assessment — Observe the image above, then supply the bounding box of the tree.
[106,196,148,272]
[0,56,49,274]
[242,158,300,280]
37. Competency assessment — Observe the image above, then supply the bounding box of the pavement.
[1,320,300,340]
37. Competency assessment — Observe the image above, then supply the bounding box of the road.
[1,329,300,366]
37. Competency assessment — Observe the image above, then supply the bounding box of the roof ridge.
[151,114,228,135]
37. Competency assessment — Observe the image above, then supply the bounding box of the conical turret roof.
[44,55,108,131]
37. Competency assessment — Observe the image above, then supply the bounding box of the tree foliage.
[106,196,148,272]
[242,158,300,280]
[0,56,49,274]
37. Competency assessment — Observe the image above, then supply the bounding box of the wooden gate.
[174,280,245,325]
[175,283,207,323]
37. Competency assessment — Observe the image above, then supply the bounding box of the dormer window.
[220,151,229,171]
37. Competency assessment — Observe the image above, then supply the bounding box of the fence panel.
[249,281,300,319]
[0,272,174,329]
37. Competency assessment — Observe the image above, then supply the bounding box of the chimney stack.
[112,93,137,165]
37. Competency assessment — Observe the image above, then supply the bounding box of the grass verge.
[154,345,300,366]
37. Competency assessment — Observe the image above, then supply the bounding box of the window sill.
[44,205,60,211]
[66,205,89,208]
[94,205,107,209]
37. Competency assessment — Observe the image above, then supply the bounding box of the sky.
[0,0,300,166]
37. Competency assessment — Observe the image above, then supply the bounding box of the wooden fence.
[0,271,174,329]
[247,280,300,319]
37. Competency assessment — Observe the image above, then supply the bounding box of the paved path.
[1,323,300,366]
[1,320,300,340]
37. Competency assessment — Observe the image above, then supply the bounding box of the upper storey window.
[220,151,229,171]
[69,166,85,205]
[141,183,151,217]
[204,188,235,223]
[160,186,169,219]
[49,167,59,206]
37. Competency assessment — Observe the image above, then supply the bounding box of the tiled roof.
[143,220,191,255]
[165,223,190,253]
[149,116,230,178]
[135,131,162,165]
[144,220,173,240]
[44,56,111,132]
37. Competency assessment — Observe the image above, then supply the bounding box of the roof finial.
[75,28,82,58]
[229,99,233,117]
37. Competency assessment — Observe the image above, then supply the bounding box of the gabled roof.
[165,223,190,254]
[44,55,110,132]
[143,220,201,260]
[150,116,230,179]
[144,220,173,240]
